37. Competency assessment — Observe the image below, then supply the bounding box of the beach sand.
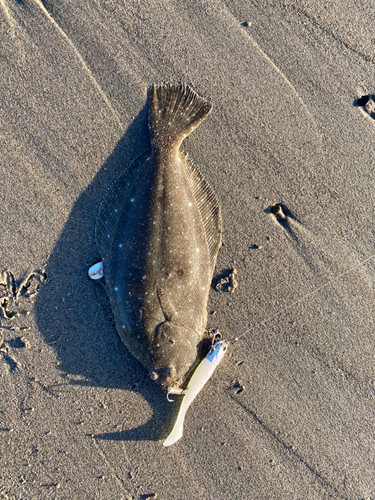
[1,1,375,498]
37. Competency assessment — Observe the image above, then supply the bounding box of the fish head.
[150,321,199,389]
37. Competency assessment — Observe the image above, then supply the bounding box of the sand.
[1,1,375,498]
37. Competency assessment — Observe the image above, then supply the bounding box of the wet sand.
[1,1,375,498]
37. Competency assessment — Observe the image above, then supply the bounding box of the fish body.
[95,84,221,390]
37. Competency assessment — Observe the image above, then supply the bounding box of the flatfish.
[95,83,221,392]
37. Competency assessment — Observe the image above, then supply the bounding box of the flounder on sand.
[95,83,221,393]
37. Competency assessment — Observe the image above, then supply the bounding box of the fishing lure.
[163,339,228,447]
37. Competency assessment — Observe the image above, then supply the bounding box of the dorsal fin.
[148,83,212,149]
[185,154,222,271]
[95,151,151,263]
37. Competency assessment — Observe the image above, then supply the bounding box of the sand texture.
[1,1,375,499]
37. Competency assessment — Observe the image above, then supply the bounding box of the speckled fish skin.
[96,83,221,390]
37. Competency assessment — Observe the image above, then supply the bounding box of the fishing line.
[230,251,375,344]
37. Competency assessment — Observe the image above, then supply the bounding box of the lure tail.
[148,83,212,150]
[162,407,185,447]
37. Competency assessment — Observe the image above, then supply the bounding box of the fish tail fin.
[148,83,212,149]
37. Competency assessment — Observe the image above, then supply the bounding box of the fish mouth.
[149,366,183,390]
[158,369,177,388]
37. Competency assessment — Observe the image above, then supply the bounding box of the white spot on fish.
[119,244,123,248]
[130,198,134,202]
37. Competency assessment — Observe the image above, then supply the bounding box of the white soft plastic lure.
[163,339,228,447]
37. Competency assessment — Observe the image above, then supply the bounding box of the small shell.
[88,262,104,280]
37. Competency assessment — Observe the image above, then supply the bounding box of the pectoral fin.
[157,287,177,322]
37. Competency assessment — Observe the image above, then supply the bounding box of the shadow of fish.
[95,83,221,392]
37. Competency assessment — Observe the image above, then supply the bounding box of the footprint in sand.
[0,269,46,372]
[0,269,46,320]
[215,268,238,294]
[268,202,374,295]
[355,94,375,119]
[268,202,341,278]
